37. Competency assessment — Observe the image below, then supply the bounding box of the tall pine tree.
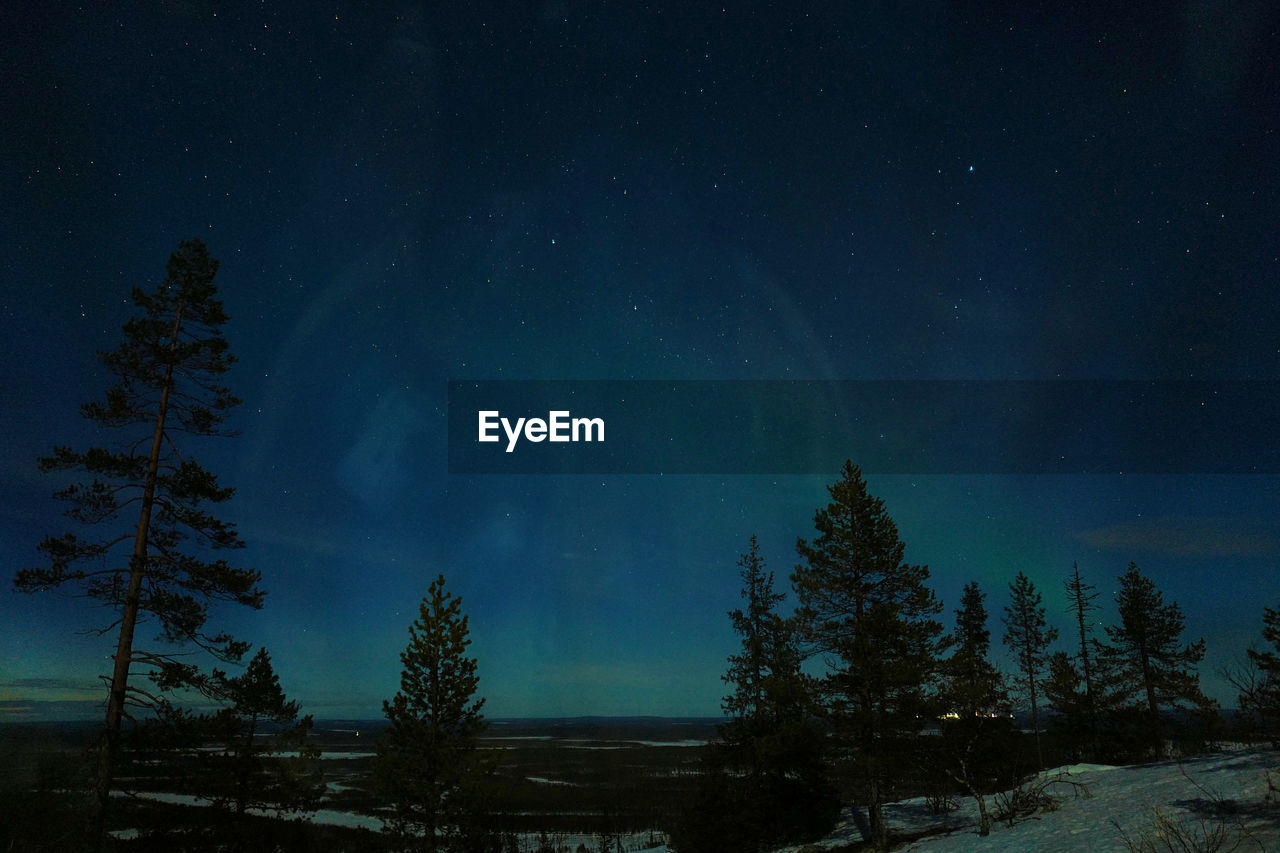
[1097,562,1212,757]
[13,239,263,845]
[1002,571,1057,767]
[373,574,496,852]
[791,461,945,852]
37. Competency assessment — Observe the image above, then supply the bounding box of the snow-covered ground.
[774,747,1279,853]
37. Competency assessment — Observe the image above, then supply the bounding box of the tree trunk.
[1140,645,1163,758]
[975,791,992,837]
[867,774,887,850]
[859,675,888,850]
[1029,672,1043,768]
[949,757,992,837]
[238,713,258,817]
[1073,576,1098,760]
[88,303,184,848]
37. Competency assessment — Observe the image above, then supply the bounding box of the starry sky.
[2,1,1278,721]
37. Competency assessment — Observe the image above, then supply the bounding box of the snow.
[558,739,707,750]
[776,747,1279,853]
[113,789,390,832]
[526,775,583,786]
[190,747,377,759]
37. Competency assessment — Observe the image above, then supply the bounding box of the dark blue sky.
[2,1,1278,719]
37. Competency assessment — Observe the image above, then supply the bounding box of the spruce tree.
[1002,571,1058,767]
[1042,650,1096,757]
[373,574,495,852]
[676,536,837,852]
[946,582,1006,719]
[938,581,1012,837]
[790,461,945,851]
[1097,562,1212,757]
[722,535,787,732]
[13,239,263,844]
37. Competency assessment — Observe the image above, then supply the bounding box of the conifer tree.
[1239,604,1280,743]
[722,535,787,733]
[206,647,323,822]
[1002,571,1057,767]
[373,574,496,852]
[676,536,837,852]
[790,461,945,851]
[937,581,1012,837]
[1042,651,1097,756]
[13,239,263,844]
[1064,563,1099,702]
[124,648,323,848]
[1097,562,1212,757]
[1062,562,1100,756]
[946,582,1006,719]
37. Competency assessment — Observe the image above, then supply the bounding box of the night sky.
[2,2,1278,721]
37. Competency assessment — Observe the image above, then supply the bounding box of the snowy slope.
[775,748,1279,853]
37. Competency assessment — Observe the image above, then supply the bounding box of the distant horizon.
[0,707,732,727]
[0,701,1254,727]
[0,698,732,725]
